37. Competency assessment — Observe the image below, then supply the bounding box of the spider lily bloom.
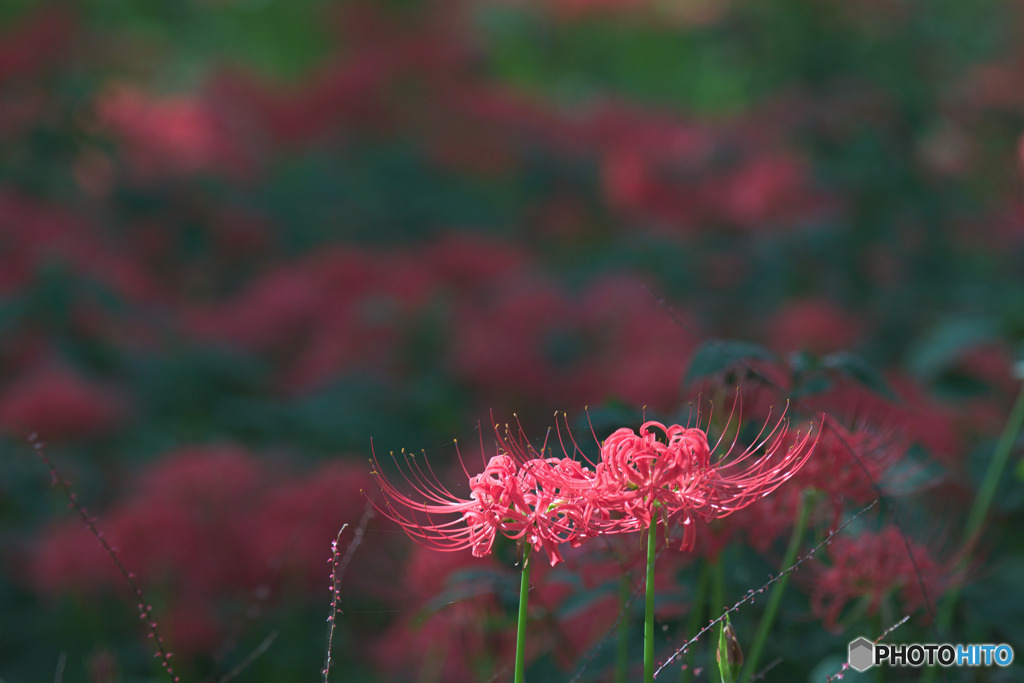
[807,525,960,630]
[588,404,820,551]
[368,424,592,566]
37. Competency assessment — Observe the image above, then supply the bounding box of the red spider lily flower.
[368,422,591,566]
[807,525,961,630]
[370,402,818,564]
[586,402,820,551]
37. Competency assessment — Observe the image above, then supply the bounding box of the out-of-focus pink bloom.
[807,525,959,630]
[184,244,436,394]
[720,152,816,228]
[815,375,965,467]
[372,589,518,683]
[251,462,376,590]
[185,266,322,354]
[595,105,713,227]
[0,85,46,140]
[0,192,163,306]
[888,377,966,466]
[766,299,863,355]
[731,483,802,554]
[580,276,699,412]
[0,6,75,84]
[0,365,126,439]
[30,445,387,659]
[96,85,250,179]
[449,277,586,407]
[425,234,529,289]
[728,417,908,550]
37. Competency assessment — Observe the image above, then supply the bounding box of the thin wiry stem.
[654,499,878,678]
[323,497,376,683]
[750,657,781,681]
[53,652,67,683]
[739,492,811,683]
[322,524,348,683]
[27,432,179,683]
[644,284,942,645]
[925,380,1024,683]
[338,499,376,587]
[218,631,277,683]
[823,615,910,682]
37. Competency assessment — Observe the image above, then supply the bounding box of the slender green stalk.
[739,493,810,683]
[924,380,1024,683]
[616,574,630,683]
[514,546,532,683]
[644,511,658,683]
[964,381,1024,547]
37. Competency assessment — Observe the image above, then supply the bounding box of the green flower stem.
[739,492,810,683]
[514,545,531,683]
[644,511,658,683]
[964,380,1024,548]
[616,574,630,683]
[924,380,1024,683]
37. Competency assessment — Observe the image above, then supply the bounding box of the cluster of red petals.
[588,412,817,551]
[371,406,819,566]
[371,442,591,566]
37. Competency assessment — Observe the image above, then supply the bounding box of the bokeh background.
[1,0,1023,681]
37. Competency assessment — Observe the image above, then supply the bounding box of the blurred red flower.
[766,299,863,355]
[0,365,126,439]
[96,85,250,180]
[0,5,75,84]
[30,445,381,657]
[808,525,958,630]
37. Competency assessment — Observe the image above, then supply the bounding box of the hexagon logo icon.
[848,637,874,672]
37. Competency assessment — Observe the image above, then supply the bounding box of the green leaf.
[822,352,896,400]
[908,317,997,379]
[685,340,777,385]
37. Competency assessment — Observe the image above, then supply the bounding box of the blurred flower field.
[1,0,1023,681]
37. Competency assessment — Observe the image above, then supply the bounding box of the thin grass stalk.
[925,380,1024,683]
[739,492,810,683]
